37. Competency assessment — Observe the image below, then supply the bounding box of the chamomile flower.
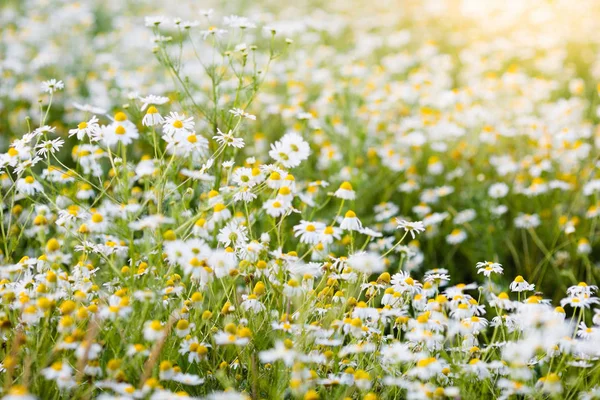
[476,261,503,276]
[139,94,169,111]
[213,128,245,148]
[41,79,64,93]
[143,320,166,341]
[446,229,467,245]
[69,115,101,140]
[163,112,195,136]
[102,114,139,146]
[396,219,426,239]
[16,176,44,195]
[340,210,362,231]
[334,181,356,200]
[142,106,164,126]
[263,199,289,217]
[293,220,325,244]
[510,276,535,292]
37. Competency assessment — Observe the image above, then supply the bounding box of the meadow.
[1,0,600,398]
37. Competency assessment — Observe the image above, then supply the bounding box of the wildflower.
[16,176,44,195]
[560,295,600,308]
[577,238,592,255]
[293,220,325,244]
[142,106,164,126]
[347,252,384,274]
[514,213,541,229]
[536,373,563,394]
[163,112,194,136]
[263,199,289,217]
[259,340,297,366]
[41,79,64,93]
[488,182,509,198]
[283,279,303,297]
[69,115,101,140]
[143,320,166,341]
[510,276,535,292]
[396,219,426,239]
[334,181,356,200]
[269,132,310,168]
[476,261,503,276]
[139,94,169,111]
[172,372,205,386]
[101,112,139,146]
[229,108,256,120]
[213,128,245,148]
[340,210,362,231]
[446,229,467,245]
[241,294,266,312]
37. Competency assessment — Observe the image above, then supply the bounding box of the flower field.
[3,0,600,398]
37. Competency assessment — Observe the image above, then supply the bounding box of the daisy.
[214,331,250,346]
[347,252,383,274]
[391,271,422,295]
[142,106,164,127]
[41,79,64,94]
[320,225,342,244]
[172,373,204,386]
[396,219,426,239]
[88,212,109,233]
[488,182,509,198]
[263,199,289,218]
[143,320,166,341]
[577,238,592,255]
[16,176,44,195]
[35,138,64,156]
[476,261,504,277]
[560,296,600,308]
[240,294,266,312]
[139,94,169,111]
[334,181,356,200]
[293,220,325,244]
[259,340,297,367]
[102,114,139,146]
[340,210,362,231]
[231,167,258,188]
[217,221,249,248]
[283,279,304,297]
[69,115,101,140]
[567,282,598,297]
[446,229,467,245]
[211,203,232,223]
[229,108,256,120]
[213,128,245,148]
[269,132,310,168]
[162,112,195,136]
[514,213,541,229]
[208,249,237,278]
[174,319,194,337]
[510,276,535,292]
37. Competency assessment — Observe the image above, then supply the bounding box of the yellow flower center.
[340,181,353,191]
[114,112,127,121]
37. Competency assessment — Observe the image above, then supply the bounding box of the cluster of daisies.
[3,0,600,399]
